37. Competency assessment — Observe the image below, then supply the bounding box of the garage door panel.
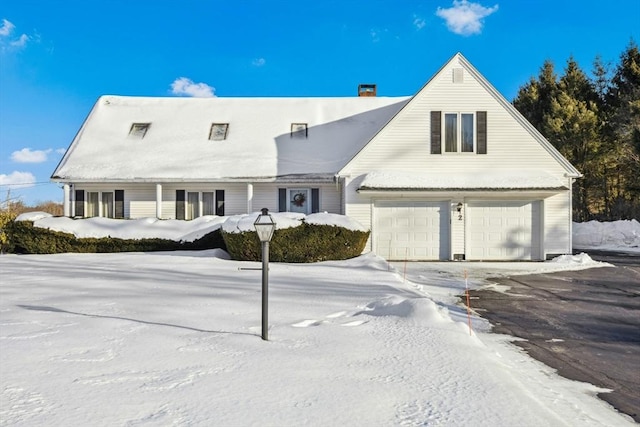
[374,201,449,261]
[467,201,537,261]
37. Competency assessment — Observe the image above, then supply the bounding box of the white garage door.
[467,201,539,260]
[374,201,449,261]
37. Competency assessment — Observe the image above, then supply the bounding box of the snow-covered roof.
[52,95,409,182]
[358,170,568,191]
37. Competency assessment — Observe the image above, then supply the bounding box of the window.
[443,112,475,153]
[209,123,229,141]
[291,123,308,139]
[278,188,320,214]
[129,123,150,138]
[102,192,114,218]
[176,190,225,220]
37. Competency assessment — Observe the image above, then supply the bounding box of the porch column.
[247,183,254,213]
[156,183,163,219]
[63,184,71,217]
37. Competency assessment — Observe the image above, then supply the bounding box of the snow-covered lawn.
[1,215,637,426]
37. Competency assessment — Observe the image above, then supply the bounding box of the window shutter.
[476,111,487,154]
[278,188,287,212]
[431,111,442,154]
[115,190,124,218]
[215,190,225,216]
[176,190,185,220]
[75,190,84,217]
[311,188,320,213]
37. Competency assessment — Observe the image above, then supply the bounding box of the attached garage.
[466,201,542,260]
[374,201,450,261]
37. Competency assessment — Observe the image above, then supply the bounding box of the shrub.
[222,222,370,263]
[7,220,226,254]
[0,211,17,253]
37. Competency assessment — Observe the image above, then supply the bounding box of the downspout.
[568,177,574,254]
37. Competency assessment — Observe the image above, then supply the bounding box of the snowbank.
[573,219,640,253]
[221,211,367,233]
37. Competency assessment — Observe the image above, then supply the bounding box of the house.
[52,53,581,261]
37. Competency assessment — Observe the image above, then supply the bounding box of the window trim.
[209,123,229,141]
[442,112,476,154]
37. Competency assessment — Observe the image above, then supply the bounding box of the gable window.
[129,123,150,138]
[209,123,229,141]
[431,111,487,154]
[444,113,474,153]
[291,123,308,139]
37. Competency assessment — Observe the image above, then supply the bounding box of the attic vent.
[129,123,150,138]
[453,68,464,83]
[209,123,229,141]
[358,84,377,97]
[291,123,308,139]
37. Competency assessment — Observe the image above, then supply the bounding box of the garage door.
[467,201,539,260]
[374,201,449,261]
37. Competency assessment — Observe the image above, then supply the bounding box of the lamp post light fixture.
[254,208,276,341]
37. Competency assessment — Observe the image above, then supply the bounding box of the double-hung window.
[444,112,475,153]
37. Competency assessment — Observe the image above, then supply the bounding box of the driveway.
[469,251,640,422]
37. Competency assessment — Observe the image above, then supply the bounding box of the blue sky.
[1,0,638,205]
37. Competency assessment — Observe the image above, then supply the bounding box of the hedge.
[222,222,369,263]
[6,220,226,254]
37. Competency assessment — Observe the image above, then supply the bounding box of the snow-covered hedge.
[221,212,369,263]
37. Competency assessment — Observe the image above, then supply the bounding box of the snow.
[53,96,410,181]
[573,219,640,253]
[359,170,567,190]
[1,218,635,425]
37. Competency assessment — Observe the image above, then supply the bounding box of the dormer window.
[209,123,229,141]
[129,123,150,139]
[291,123,308,139]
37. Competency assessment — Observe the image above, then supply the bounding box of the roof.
[357,171,569,192]
[52,95,409,182]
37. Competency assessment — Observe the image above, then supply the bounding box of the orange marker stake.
[464,269,472,336]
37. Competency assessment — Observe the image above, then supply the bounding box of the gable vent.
[453,68,464,83]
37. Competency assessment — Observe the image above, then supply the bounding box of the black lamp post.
[254,208,276,341]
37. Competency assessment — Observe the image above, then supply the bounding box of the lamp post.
[254,208,276,341]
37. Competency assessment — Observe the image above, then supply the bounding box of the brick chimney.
[358,84,377,97]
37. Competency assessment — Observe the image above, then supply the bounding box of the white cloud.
[10,33,29,48]
[436,0,498,36]
[56,148,67,155]
[0,18,32,51]
[0,171,36,188]
[0,18,15,36]
[252,58,266,67]
[413,15,426,30]
[11,148,52,163]
[170,77,215,98]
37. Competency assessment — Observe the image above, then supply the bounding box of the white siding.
[340,56,569,181]
[252,183,341,214]
[543,191,572,256]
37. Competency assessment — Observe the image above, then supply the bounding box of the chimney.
[358,84,377,97]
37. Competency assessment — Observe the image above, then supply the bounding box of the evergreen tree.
[606,41,640,218]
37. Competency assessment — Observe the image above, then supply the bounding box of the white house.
[52,53,581,261]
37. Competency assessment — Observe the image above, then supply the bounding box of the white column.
[156,183,163,219]
[63,184,71,217]
[247,183,254,213]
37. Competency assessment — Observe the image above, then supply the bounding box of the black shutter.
[431,111,441,154]
[115,190,124,218]
[215,190,225,216]
[176,190,185,220]
[311,188,320,213]
[278,188,287,212]
[477,111,487,154]
[74,190,84,217]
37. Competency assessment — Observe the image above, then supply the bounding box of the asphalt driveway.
[469,250,640,422]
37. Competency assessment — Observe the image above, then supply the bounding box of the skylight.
[209,123,229,141]
[291,123,308,139]
[129,123,150,138]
